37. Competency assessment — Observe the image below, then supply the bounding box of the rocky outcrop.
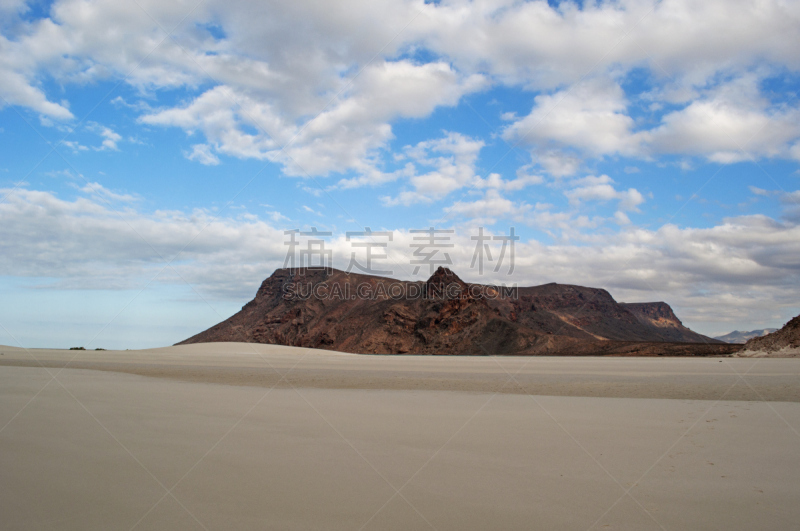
[178,267,728,356]
[620,302,714,343]
[741,315,800,355]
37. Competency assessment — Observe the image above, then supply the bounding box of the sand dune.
[2,343,799,530]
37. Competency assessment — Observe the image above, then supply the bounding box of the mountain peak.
[426,266,461,283]
[424,267,469,299]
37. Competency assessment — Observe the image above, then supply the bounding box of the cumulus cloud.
[382,131,485,206]
[445,189,532,225]
[503,79,641,170]
[473,169,543,191]
[186,144,221,166]
[646,76,800,163]
[0,35,74,119]
[419,0,800,88]
[278,61,486,177]
[1,0,798,178]
[503,72,800,175]
[565,175,645,213]
[0,186,290,298]
[61,139,88,153]
[139,61,484,178]
[87,122,122,151]
[140,86,282,161]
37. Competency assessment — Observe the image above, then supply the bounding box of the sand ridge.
[1,342,798,402]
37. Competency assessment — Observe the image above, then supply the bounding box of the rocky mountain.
[179,267,731,356]
[741,315,800,354]
[714,329,778,344]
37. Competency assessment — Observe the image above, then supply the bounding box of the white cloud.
[78,182,137,203]
[60,139,88,153]
[265,210,289,223]
[138,61,484,179]
[110,96,151,113]
[44,169,81,179]
[186,144,221,166]
[790,142,800,161]
[748,186,776,197]
[473,168,543,191]
[301,205,322,216]
[139,86,282,162]
[0,185,289,298]
[565,175,645,213]
[646,76,800,162]
[278,60,486,177]
[536,151,583,178]
[504,79,640,157]
[1,186,799,332]
[7,0,798,114]
[2,0,800,176]
[503,73,800,175]
[419,0,800,89]
[0,33,74,119]
[382,132,485,206]
[87,123,122,151]
[445,189,532,225]
[502,79,643,176]
[0,0,27,13]
[614,211,631,225]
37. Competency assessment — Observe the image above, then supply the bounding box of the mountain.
[714,329,778,344]
[178,267,731,356]
[741,315,800,355]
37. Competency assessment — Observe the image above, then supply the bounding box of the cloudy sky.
[1,0,799,349]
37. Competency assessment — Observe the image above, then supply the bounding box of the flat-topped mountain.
[179,267,729,355]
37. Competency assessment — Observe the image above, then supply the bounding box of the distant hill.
[179,267,733,356]
[741,315,800,355]
[714,329,778,344]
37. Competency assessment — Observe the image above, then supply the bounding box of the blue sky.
[1,0,800,348]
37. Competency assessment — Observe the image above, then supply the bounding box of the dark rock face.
[743,315,800,352]
[178,267,729,355]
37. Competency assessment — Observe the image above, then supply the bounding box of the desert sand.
[1,343,799,530]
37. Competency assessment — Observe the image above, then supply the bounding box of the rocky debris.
[178,267,725,356]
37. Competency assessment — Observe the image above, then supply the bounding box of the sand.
[2,342,799,402]
[736,346,800,358]
[1,342,799,530]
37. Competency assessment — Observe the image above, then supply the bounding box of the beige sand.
[736,346,800,358]
[1,343,799,530]
[1,342,799,401]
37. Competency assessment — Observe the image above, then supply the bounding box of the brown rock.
[742,314,800,353]
[177,267,731,356]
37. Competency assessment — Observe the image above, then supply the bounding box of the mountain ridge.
[179,267,730,356]
[714,328,778,344]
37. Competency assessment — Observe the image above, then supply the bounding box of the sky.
[1,0,799,349]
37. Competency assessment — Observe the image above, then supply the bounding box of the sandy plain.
[1,343,799,530]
